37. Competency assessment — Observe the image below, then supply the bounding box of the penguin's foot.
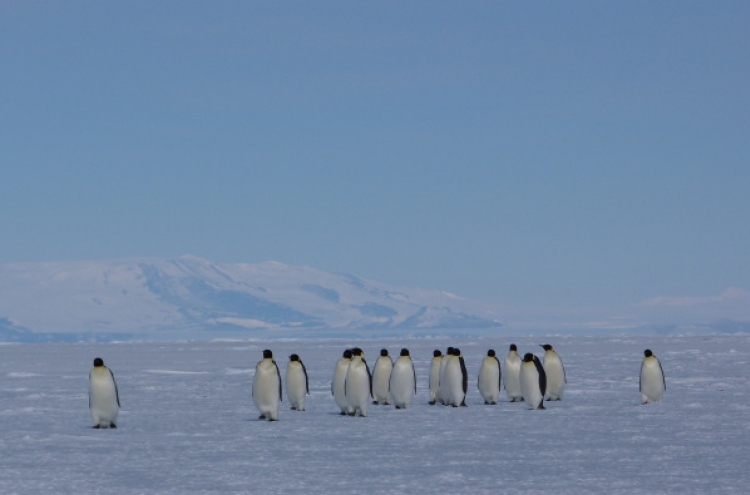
[93,425,101,429]
[429,400,435,405]
[291,406,297,410]
[395,405,401,409]
[110,423,117,429]
[347,412,356,416]
[258,415,266,420]
[372,400,379,405]
[484,401,489,405]
[339,411,347,416]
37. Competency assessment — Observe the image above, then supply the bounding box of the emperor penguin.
[286,354,309,411]
[89,357,120,429]
[640,349,666,404]
[372,349,393,405]
[477,349,501,405]
[438,346,455,405]
[504,344,524,402]
[444,348,468,407]
[520,353,546,410]
[428,350,443,405]
[540,344,566,401]
[390,348,417,409]
[252,349,282,421]
[345,348,372,417]
[332,349,353,415]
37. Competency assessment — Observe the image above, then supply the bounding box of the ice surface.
[1,335,749,493]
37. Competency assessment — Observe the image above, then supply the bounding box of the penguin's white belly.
[429,358,442,403]
[286,367,307,410]
[504,358,523,401]
[444,359,464,406]
[478,360,500,404]
[520,364,543,410]
[390,361,415,408]
[544,355,565,400]
[641,360,664,403]
[346,364,370,416]
[253,365,280,420]
[438,358,450,404]
[333,361,351,414]
[372,360,392,404]
[89,370,119,427]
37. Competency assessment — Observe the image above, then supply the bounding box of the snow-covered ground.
[1,334,749,493]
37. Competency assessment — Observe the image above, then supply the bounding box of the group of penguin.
[87,345,666,427]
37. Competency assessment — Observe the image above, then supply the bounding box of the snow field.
[1,335,749,493]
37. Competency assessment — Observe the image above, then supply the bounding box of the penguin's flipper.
[658,359,666,390]
[494,356,502,386]
[639,361,644,392]
[274,361,282,401]
[412,361,417,394]
[460,357,468,395]
[533,357,547,397]
[109,369,120,407]
[301,360,309,394]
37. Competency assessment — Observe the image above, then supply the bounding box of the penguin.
[345,348,372,417]
[428,350,443,405]
[640,349,666,404]
[444,348,468,407]
[332,349,353,415]
[503,344,524,402]
[520,353,546,410]
[540,344,566,401]
[389,348,417,409]
[89,357,120,429]
[372,349,393,405]
[477,349,501,405]
[286,354,309,411]
[438,346,455,405]
[252,349,282,421]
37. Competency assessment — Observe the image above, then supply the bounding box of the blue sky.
[1,1,749,309]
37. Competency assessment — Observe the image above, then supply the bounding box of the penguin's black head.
[343,349,353,359]
[447,346,455,355]
[509,344,517,352]
[263,349,273,359]
[644,349,653,358]
[487,349,496,357]
[540,344,553,351]
[400,348,410,357]
[523,353,534,362]
[380,349,389,357]
[453,348,461,356]
[289,354,299,362]
[93,357,104,367]
[351,348,363,357]
[433,349,442,357]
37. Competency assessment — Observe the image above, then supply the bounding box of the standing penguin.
[428,350,443,405]
[444,348,468,407]
[438,346,455,405]
[252,349,282,421]
[540,344,566,401]
[286,354,309,411]
[89,357,120,429]
[640,349,666,404]
[345,348,372,417]
[520,353,547,410]
[372,349,393,405]
[477,349,501,405]
[332,349,353,415]
[504,344,523,402]
[390,348,417,409]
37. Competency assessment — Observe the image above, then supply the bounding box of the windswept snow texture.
[1,335,749,493]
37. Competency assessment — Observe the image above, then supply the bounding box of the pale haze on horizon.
[1,2,748,316]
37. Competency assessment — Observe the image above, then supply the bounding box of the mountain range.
[0,255,502,342]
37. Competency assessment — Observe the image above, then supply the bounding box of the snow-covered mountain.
[0,256,502,341]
